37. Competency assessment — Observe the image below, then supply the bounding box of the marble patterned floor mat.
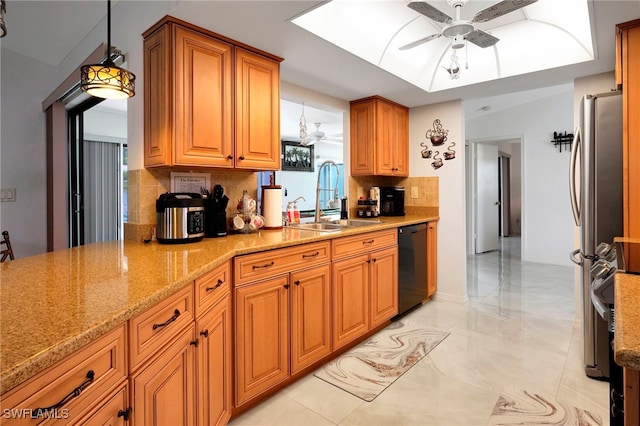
[313,319,449,402]
[488,389,602,426]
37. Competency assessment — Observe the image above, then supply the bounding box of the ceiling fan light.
[443,22,474,38]
[81,62,135,99]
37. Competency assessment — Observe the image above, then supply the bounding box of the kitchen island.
[0,214,436,396]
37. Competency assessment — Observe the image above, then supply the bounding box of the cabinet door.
[144,24,171,167]
[393,104,409,176]
[131,325,197,426]
[74,383,129,426]
[370,246,398,328]
[426,221,438,298]
[376,101,408,177]
[174,27,233,167]
[196,292,232,426]
[291,265,332,374]
[235,48,280,170]
[375,100,395,176]
[350,100,375,176]
[620,23,640,238]
[332,254,370,350]
[235,275,289,405]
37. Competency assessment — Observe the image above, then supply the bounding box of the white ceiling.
[2,1,639,130]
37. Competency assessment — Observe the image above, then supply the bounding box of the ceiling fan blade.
[407,2,452,24]
[472,0,538,23]
[399,33,442,50]
[465,29,499,48]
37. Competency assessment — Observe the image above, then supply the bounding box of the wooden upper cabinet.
[235,48,281,170]
[617,19,640,239]
[143,16,282,170]
[350,96,409,177]
[174,27,233,167]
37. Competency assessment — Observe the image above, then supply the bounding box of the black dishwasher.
[396,223,428,317]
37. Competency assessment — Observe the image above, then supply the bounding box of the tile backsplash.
[125,168,259,241]
[125,169,439,242]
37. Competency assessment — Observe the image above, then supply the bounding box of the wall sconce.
[551,131,574,152]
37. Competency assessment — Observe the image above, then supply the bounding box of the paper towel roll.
[262,187,283,229]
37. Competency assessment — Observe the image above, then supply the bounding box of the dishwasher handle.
[398,223,427,235]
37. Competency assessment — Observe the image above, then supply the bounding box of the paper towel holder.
[261,172,283,230]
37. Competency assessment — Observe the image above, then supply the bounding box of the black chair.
[1,231,15,262]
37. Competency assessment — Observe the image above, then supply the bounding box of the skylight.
[291,0,594,92]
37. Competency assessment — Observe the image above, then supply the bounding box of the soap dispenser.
[293,200,301,224]
[286,201,295,224]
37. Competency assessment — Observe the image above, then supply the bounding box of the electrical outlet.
[410,186,419,199]
[0,188,16,202]
[357,186,363,199]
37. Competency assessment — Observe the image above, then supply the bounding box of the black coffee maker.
[379,186,405,216]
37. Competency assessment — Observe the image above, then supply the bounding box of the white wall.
[410,101,467,303]
[0,49,57,257]
[466,90,575,266]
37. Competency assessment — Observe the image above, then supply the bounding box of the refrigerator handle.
[570,248,583,266]
[569,126,582,226]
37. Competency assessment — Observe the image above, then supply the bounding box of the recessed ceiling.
[292,0,593,93]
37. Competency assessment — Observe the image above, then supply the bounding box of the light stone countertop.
[0,214,437,394]
[614,272,640,370]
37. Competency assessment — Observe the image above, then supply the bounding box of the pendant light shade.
[1,0,7,38]
[81,61,135,99]
[81,0,135,99]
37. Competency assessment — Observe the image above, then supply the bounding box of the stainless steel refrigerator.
[569,91,623,379]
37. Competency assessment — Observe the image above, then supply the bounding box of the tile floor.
[229,237,610,426]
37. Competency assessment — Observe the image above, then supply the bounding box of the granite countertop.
[0,214,437,394]
[614,272,640,370]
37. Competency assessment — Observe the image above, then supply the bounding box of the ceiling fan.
[307,122,344,144]
[400,0,538,51]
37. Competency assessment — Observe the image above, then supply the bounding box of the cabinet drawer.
[332,229,397,259]
[194,261,231,318]
[1,325,127,425]
[129,285,194,371]
[234,241,330,285]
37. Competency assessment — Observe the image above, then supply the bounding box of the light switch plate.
[410,186,419,199]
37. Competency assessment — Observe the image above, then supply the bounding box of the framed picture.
[281,141,314,172]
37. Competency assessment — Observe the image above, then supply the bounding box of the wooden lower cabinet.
[370,246,399,329]
[332,232,399,350]
[196,292,233,426]
[235,275,290,406]
[130,324,197,426]
[427,221,438,298]
[624,367,640,426]
[0,325,127,426]
[235,264,332,406]
[76,383,130,425]
[290,265,332,374]
[332,254,370,351]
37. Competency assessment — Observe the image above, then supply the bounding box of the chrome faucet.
[315,160,340,222]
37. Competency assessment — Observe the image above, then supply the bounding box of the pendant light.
[1,0,7,38]
[80,0,135,99]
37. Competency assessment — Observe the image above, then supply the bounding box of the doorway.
[467,138,522,256]
[68,98,128,246]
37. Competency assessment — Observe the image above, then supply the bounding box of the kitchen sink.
[329,219,382,227]
[286,219,383,232]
